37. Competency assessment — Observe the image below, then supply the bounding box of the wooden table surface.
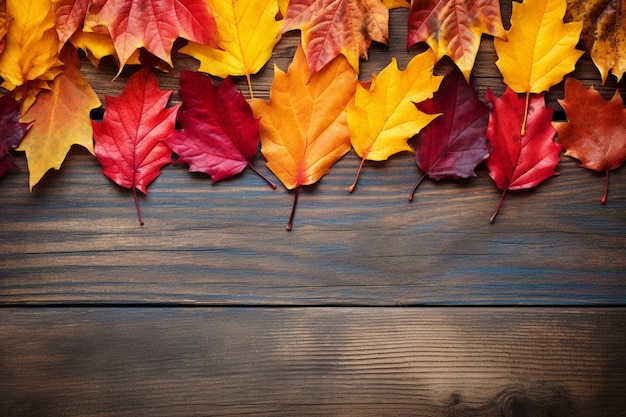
[1,2,625,416]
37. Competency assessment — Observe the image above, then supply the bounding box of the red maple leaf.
[164,71,275,188]
[409,68,491,200]
[93,68,178,225]
[485,87,563,223]
[554,77,626,204]
[0,94,31,178]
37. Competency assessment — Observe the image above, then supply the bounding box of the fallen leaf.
[281,0,388,75]
[485,87,563,223]
[554,77,626,203]
[0,0,64,112]
[409,68,491,200]
[348,49,443,192]
[93,67,178,225]
[565,0,625,83]
[0,94,31,178]
[494,0,583,134]
[408,0,506,82]
[18,46,100,190]
[165,71,276,188]
[0,0,9,54]
[94,0,220,72]
[249,45,357,230]
[179,0,282,97]
[384,0,410,8]
[52,0,90,44]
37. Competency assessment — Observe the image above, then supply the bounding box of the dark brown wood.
[1,307,624,417]
[1,3,625,416]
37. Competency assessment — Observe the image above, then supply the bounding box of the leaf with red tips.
[281,0,388,75]
[485,87,563,223]
[164,71,276,189]
[93,68,178,225]
[409,68,491,201]
[554,77,626,204]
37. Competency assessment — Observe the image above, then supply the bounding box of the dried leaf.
[249,45,357,230]
[165,71,275,188]
[565,0,626,82]
[348,49,443,192]
[281,0,388,74]
[409,68,491,200]
[485,87,563,223]
[408,0,506,82]
[93,68,178,225]
[554,77,626,203]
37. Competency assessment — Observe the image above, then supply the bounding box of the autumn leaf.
[554,77,626,204]
[0,94,31,178]
[165,71,276,188]
[18,46,100,190]
[249,45,357,230]
[179,0,282,97]
[0,0,9,55]
[565,0,626,83]
[494,0,583,134]
[0,0,63,112]
[407,0,506,82]
[408,68,491,200]
[93,68,178,225]
[348,49,443,192]
[52,0,90,44]
[93,0,220,72]
[485,87,563,223]
[281,0,388,75]
[384,0,410,8]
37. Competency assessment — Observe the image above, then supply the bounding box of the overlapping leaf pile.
[0,0,624,229]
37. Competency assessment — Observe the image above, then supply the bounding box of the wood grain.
[1,307,624,417]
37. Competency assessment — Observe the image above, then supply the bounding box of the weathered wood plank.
[1,307,624,417]
[2,147,626,305]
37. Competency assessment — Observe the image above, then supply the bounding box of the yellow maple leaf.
[348,49,443,192]
[249,44,357,230]
[180,0,282,97]
[17,47,101,190]
[0,0,63,112]
[494,0,583,132]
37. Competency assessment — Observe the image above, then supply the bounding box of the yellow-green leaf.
[348,49,443,192]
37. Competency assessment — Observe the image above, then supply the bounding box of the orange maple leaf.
[554,77,626,204]
[281,0,388,75]
[408,0,506,82]
[17,46,101,190]
[248,45,357,230]
[93,0,220,72]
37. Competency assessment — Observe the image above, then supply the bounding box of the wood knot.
[495,384,570,417]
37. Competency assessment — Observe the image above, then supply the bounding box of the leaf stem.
[409,173,427,202]
[521,91,530,136]
[601,168,609,205]
[245,74,254,99]
[247,162,277,189]
[286,185,300,231]
[133,187,144,225]
[349,153,368,193]
[490,188,508,224]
